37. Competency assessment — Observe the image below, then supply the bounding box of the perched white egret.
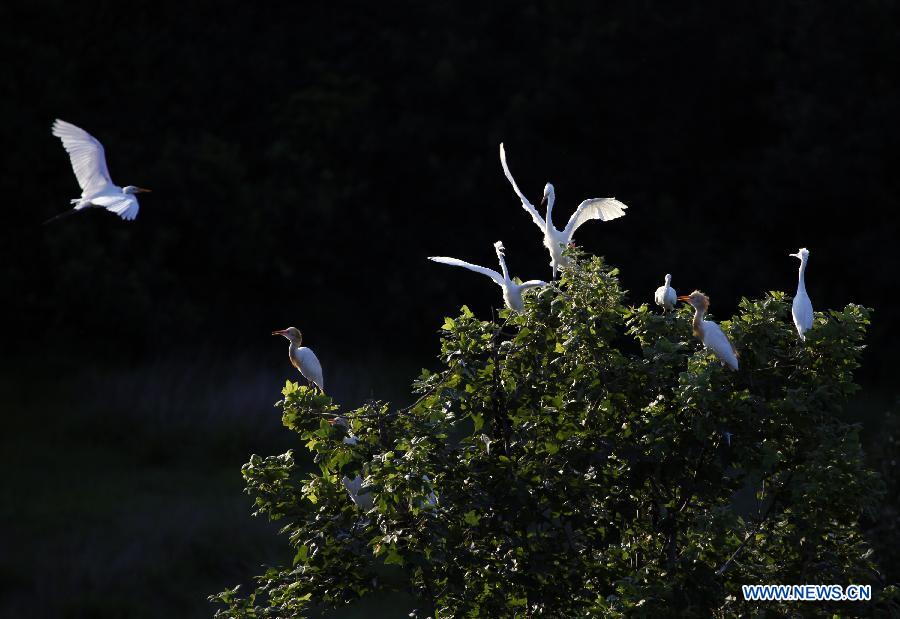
[272,327,325,392]
[48,119,150,223]
[429,241,547,311]
[678,291,739,371]
[789,248,814,341]
[654,273,677,312]
[500,143,627,277]
[342,474,374,511]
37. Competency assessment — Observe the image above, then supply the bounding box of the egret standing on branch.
[429,241,547,312]
[654,273,677,312]
[499,143,628,278]
[272,327,325,392]
[789,248,814,341]
[678,290,739,371]
[47,119,151,223]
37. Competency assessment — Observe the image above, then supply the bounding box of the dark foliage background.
[1,1,897,617]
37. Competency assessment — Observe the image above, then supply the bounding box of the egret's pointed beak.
[272,329,288,337]
[676,295,691,302]
[136,187,152,193]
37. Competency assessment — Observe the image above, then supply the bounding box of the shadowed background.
[1,1,898,617]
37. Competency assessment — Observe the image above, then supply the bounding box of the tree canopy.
[213,252,895,617]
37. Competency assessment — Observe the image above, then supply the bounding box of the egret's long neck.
[797,258,808,295]
[496,249,510,281]
[545,193,555,233]
[692,305,706,338]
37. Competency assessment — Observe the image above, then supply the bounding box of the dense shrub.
[213,251,895,617]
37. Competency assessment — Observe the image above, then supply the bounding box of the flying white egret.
[342,474,374,511]
[499,143,627,277]
[429,241,547,311]
[48,119,150,223]
[678,291,739,371]
[789,248,814,341]
[654,273,677,312]
[272,327,325,392]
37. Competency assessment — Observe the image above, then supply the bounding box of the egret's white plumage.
[429,241,547,311]
[342,474,374,511]
[789,248,814,341]
[678,291,739,371]
[272,327,325,392]
[500,143,627,277]
[50,119,150,222]
[654,273,677,312]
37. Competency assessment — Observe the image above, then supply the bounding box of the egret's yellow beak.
[272,329,288,336]
[676,295,691,302]
[136,187,152,193]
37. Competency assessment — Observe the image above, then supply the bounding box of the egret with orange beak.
[272,327,325,392]
[500,143,628,278]
[677,291,739,370]
[47,119,151,223]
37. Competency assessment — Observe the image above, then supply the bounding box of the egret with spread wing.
[678,290,739,371]
[429,241,547,311]
[789,248,814,341]
[47,119,150,223]
[500,143,627,277]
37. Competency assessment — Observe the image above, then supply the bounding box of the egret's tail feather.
[43,209,77,225]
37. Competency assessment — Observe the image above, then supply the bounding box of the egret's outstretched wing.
[562,198,628,241]
[91,194,139,221]
[518,280,548,290]
[429,256,504,286]
[52,120,113,196]
[499,143,546,230]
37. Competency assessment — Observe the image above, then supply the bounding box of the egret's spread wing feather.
[519,280,548,290]
[562,198,628,240]
[499,144,546,230]
[91,194,139,221]
[52,119,113,195]
[429,256,504,286]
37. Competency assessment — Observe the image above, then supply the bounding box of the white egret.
[500,143,627,277]
[48,119,150,223]
[678,291,739,371]
[429,241,547,311]
[272,327,325,392]
[654,273,677,312]
[342,474,374,511]
[789,248,813,341]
